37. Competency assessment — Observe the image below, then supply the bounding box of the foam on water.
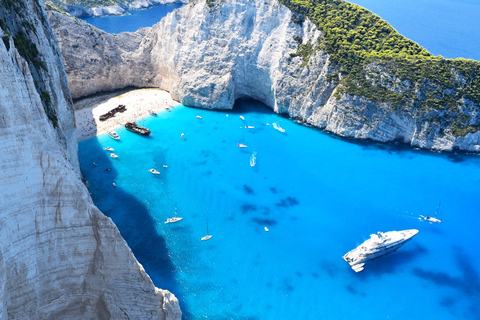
[79,100,480,319]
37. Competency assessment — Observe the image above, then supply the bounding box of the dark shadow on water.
[251,217,277,226]
[240,203,258,214]
[79,137,192,318]
[411,246,480,319]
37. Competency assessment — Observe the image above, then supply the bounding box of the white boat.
[424,202,442,223]
[250,152,256,167]
[103,147,114,151]
[273,122,286,132]
[196,115,202,119]
[245,125,255,129]
[110,153,119,158]
[148,168,160,175]
[163,165,168,168]
[181,133,185,138]
[108,130,120,140]
[112,182,116,188]
[240,115,245,120]
[201,223,212,241]
[237,143,247,148]
[264,226,269,232]
[343,229,419,273]
[165,212,182,224]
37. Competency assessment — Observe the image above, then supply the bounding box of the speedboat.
[166,107,171,111]
[250,152,256,167]
[239,116,245,120]
[196,115,202,119]
[245,126,255,129]
[163,165,168,168]
[273,122,286,132]
[110,153,119,158]
[108,130,120,140]
[237,143,248,148]
[103,147,114,151]
[148,169,160,175]
[181,133,185,138]
[150,111,157,116]
[343,229,419,273]
[264,227,269,232]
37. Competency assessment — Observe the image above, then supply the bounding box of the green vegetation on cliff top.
[280,0,480,137]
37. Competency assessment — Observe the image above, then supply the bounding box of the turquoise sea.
[79,100,480,319]
[82,4,182,33]
[79,1,480,319]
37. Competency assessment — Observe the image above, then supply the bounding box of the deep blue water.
[349,0,480,60]
[79,100,480,319]
[82,4,182,33]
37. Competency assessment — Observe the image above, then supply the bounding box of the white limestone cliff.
[0,1,181,319]
[48,0,480,152]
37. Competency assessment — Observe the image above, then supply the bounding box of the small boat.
[108,130,120,140]
[150,111,157,116]
[237,143,248,148]
[201,223,212,241]
[163,165,168,168]
[165,212,183,224]
[110,153,118,158]
[125,122,151,136]
[239,116,245,120]
[226,114,229,117]
[112,182,116,187]
[181,133,185,138]
[264,226,269,232]
[273,122,286,132]
[148,168,160,175]
[166,107,171,111]
[424,202,442,223]
[196,115,202,119]
[250,152,256,167]
[103,147,114,151]
[343,229,419,273]
[245,125,255,129]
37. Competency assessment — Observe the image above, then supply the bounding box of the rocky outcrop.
[0,1,180,319]
[48,0,189,18]
[48,0,480,152]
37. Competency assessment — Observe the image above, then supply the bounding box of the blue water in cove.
[82,4,182,33]
[79,100,480,319]
[349,0,480,60]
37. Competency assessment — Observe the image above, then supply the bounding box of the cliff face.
[48,0,189,18]
[0,1,180,319]
[48,0,480,152]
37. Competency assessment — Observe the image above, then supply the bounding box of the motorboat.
[250,152,256,167]
[148,169,160,175]
[150,111,157,116]
[125,122,151,136]
[273,122,286,132]
[110,153,119,158]
[264,227,269,232]
[112,182,116,188]
[239,116,245,120]
[424,202,442,223]
[163,165,168,168]
[166,107,171,111]
[103,147,114,151]
[196,115,202,119]
[108,130,120,140]
[245,126,255,129]
[181,133,185,138]
[237,143,248,148]
[343,229,419,273]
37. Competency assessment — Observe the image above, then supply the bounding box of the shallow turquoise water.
[82,4,182,33]
[79,100,480,319]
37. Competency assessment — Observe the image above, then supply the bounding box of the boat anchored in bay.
[165,212,182,224]
[343,229,419,273]
[125,122,151,136]
[108,130,120,140]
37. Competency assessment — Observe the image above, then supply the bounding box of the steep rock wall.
[48,0,480,152]
[0,1,180,319]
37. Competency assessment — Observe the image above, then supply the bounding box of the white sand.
[74,88,178,141]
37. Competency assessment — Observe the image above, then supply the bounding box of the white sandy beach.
[74,88,178,141]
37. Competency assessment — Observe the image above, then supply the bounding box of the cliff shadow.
[78,136,192,318]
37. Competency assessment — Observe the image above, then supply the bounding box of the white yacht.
[343,229,419,273]
[149,168,160,175]
[110,153,119,158]
[108,130,120,140]
[165,213,182,224]
[103,147,114,151]
[273,122,286,132]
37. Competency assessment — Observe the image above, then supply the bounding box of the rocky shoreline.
[48,0,480,153]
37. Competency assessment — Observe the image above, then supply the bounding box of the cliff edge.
[48,0,480,153]
[0,1,181,318]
